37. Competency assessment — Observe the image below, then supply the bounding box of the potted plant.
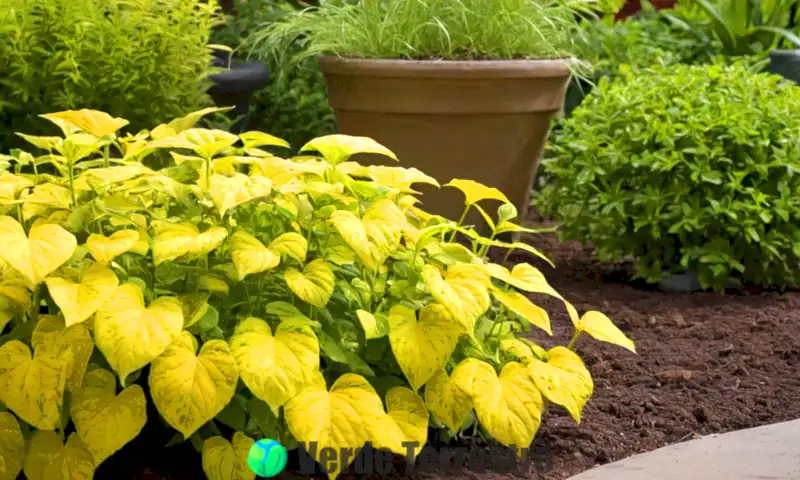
[252,0,583,223]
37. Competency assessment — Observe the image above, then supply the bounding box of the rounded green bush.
[536,62,800,291]
[0,0,221,150]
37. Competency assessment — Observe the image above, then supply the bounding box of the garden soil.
[121,226,800,480]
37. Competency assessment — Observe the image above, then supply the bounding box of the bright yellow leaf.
[452,359,543,450]
[388,304,462,391]
[0,412,24,480]
[300,134,397,165]
[369,387,428,457]
[209,173,272,216]
[329,210,377,270]
[147,128,239,158]
[284,374,386,480]
[499,339,536,364]
[202,432,255,480]
[0,216,77,285]
[445,179,509,206]
[485,262,579,325]
[45,263,119,327]
[23,431,94,480]
[421,264,491,332]
[363,199,407,256]
[0,260,31,332]
[230,317,319,415]
[75,165,154,192]
[230,231,280,280]
[424,368,473,433]
[528,347,593,423]
[152,222,228,265]
[31,315,94,391]
[198,274,230,295]
[71,368,147,466]
[130,228,150,256]
[149,332,239,438]
[577,311,636,353]
[22,183,71,221]
[0,171,33,205]
[284,259,335,308]
[179,292,211,328]
[491,287,552,335]
[355,310,388,339]
[357,165,439,192]
[167,107,234,134]
[40,109,129,137]
[93,283,184,381]
[86,230,140,265]
[269,232,307,263]
[239,131,290,149]
[0,340,69,430]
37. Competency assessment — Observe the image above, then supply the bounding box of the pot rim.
[319,55,573,79]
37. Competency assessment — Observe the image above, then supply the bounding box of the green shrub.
[211,0,336,149]
[575,10,713,78]
[536,62,800,291]
[0,0,221,150]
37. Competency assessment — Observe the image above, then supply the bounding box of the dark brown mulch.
[119,230,800,480]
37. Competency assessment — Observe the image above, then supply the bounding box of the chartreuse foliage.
[0,108,633,479]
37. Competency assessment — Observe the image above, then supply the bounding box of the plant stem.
[447,206,471,243]
[567,330,581,351]
[28,285,42,325]
[67,159,77,207]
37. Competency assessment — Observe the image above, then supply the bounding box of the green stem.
[103,144,110,169]
[67,159,77,207]
[447,206,471,243]
[28,285,42,325]
[567,330,582,351]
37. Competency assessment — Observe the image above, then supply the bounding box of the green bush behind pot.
[0,0,221,150]
[536,62,800,291]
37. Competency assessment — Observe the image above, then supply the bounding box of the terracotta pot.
[319,56,571,225]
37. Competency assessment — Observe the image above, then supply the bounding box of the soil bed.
[125,230,800,480]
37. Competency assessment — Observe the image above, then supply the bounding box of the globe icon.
[247,438,288,478]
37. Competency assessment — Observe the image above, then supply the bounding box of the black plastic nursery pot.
[208,50,270,133]
[768,49,800,84]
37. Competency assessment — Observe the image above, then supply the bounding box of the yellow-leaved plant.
[0,108,635,479]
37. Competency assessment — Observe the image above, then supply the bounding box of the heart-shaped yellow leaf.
[147,128,239,158]
[94,283,184,381]
[130,228,151,256]
[167,108,235,134]
[22,183,72,221]
[528,347,593,423]
[0,259,32,332]
[485,262,579,324]
[230,317,319,415]
[368,387,428,457]
[329,210,377,270]
[362,198,407,255]
[284,259,335,308]
[40,109,129,137]
[45,263,119,327]
[209,173,272,216]
[0,216,77,285]
[357,165,439,192]
[285,374,386,480]
[149,332,239,439]
[424,368,473,433]
[0,171,34,205]
[179,292,211,328]
[388,304,462,391]
[491,287,552,335]
[355,310,389,339]
[23,431,94,480]
[230,231,280,280]
[239,130,290,149]
[421,264,491,332]
[32,315,94,391]
[71,368,147,466]
[86,230,140,265]
[202,432,255,480]
[0,412,24,480]
[499,339,538,365]
[452,359,543,450]
[577,311,636,353]
[300,134,397,165]
[0,340,69,430]
[445,179,509,206]
[268,232,307,263]
[152,222,228,266]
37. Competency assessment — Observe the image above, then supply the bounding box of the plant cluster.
[249,0,580,61]
[211,0,336,150]
[0,108,633,478]
[536,62,800,291]
[0,0,221,151]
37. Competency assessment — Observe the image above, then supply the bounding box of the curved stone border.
[567,420,800,479]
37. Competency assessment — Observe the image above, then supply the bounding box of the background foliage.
[0,0,221,151]
[212,0,336,150]
[536,62,800,291]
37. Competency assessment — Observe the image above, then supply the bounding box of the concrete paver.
[567,419,800,480]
